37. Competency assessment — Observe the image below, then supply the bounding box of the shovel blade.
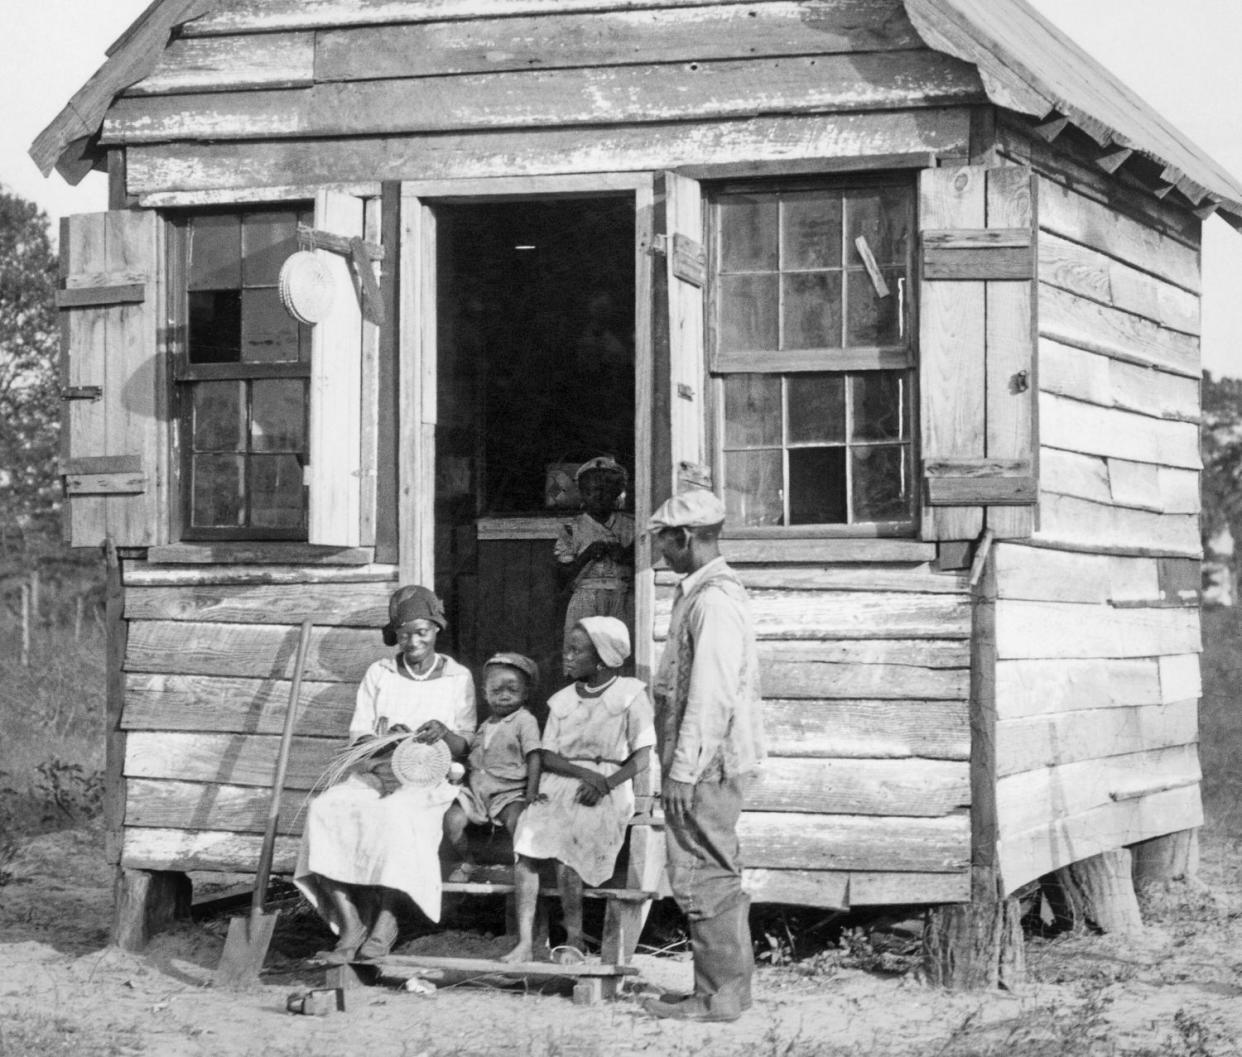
[216,910,279,990]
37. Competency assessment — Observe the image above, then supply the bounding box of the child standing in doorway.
[555,457,635,639]
[443,653,543,882]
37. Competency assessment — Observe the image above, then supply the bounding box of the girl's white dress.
[513,676,655,886]
[294,655,476,925]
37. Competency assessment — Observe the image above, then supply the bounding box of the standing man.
[643,489,765,1023]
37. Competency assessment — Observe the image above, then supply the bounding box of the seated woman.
[295,585,475,964]
[504,616,654,963]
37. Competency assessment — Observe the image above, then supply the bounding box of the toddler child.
[443,652,543,881]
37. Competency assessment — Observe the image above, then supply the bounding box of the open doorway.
[432,195,637,714]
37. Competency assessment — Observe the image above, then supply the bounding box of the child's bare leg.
[442,802,472,865]
[556,863,586,952]
[502,855,541,963]
[497,800,524,840]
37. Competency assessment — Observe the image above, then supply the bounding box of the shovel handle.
[251,618,314,921]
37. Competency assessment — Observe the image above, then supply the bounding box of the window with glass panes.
[710,181,915,530]
[175,208,312,539]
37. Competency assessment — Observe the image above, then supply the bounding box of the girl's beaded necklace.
[577,673,618,697]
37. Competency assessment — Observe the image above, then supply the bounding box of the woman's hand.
[575,773,611,806]
[413,719,448,744]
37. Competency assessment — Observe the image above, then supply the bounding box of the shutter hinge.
[61,386,102,402]
[650,234,668,256]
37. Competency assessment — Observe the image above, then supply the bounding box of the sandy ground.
[2,827,1242,1057]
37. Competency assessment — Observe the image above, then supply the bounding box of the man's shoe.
[642,996,742,1023]
[659,990,752,1011]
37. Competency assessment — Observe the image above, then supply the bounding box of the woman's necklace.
[400,653,440,681]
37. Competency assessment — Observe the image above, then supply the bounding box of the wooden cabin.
[33,0,1239,975]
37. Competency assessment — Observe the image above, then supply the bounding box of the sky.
[2,0,1241,377]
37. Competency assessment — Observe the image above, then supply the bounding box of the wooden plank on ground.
[124,731,338,789]
[314,3,925,81]
[1035,177,1201,293]
[740,812,969,873]
[1039,393,1201,469]
[654,589,972,641]
[1040,285,1200,379]
[741,868,970,908]
[124,109,974,193]
[124,563,398,586]
[103,53,982,144]
[996,744,1201,838]
[995,599,1201,659]
[183,0,912,36]
[1038,339,1199,424]
[125,620,389,680]
[1038,231,1199,336]
[764,699,969,760]
[124,582,391,625]
[123,673,355,735]
[126,32,315,95]
[997,782,1203,893]
[747,757,969,816]
[1034,493,1201,558]
[996,658,1163,720]
[996,699,1199,777]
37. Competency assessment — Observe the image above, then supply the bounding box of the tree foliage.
[0,189,60,559]
[1201,371,1242,553]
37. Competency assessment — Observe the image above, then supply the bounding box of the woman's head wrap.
[484,652,540,687]
[575,616,631,669]
[382,585,446,645]
[575,456,628,487]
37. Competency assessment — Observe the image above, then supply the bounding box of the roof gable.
[30,0,1242,227]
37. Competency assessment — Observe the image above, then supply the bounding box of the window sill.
[147,542,376,565]
[719,536,934,564]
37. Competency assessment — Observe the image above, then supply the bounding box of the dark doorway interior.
[432,196,636,714]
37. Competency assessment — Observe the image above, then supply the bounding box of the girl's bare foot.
[501,941,533,964]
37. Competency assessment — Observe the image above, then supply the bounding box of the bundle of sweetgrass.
[301,733,452,815]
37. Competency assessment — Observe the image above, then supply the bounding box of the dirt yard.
[2,824,1241,1057]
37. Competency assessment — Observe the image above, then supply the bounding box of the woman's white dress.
[513,676,655,886]
[294,655,476,926]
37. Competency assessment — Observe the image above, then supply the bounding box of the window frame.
[704,173,920,540]
[167,206,314,543]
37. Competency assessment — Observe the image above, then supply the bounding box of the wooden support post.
[924,539,1024,989]
[113,869,191,951]
[1131,829,1199,888]
[1050,850,1143,935]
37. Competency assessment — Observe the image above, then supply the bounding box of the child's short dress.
[456,708,542,824]
[555,511,636,636]
[512,676,655,886]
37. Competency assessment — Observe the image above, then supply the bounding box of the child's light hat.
[484,652,540,686]
[576,616,631,668]
[574,456,628,486]
[648,490,727,531]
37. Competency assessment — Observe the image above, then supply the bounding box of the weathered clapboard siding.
[743,868,969,909]
[654,589,972,641]
[996,599,1200,660]
[126,32,316,96]
[106,52,982,144]
[765,699,968,760]
[996,656,1197,720]
[313,3,926,81]
[1039,394,1200,470]
[182,0,920,37]
[124,108,973,193]
[1041,450,1199,516]
[123,674,356,735]
[124,620,389,680]
[996,744,1200,841]
[1040,286,1199,380]
[1033,494,1200,558]
[997,783,1204,893]
[994,547,1199,607]
[124,582,391,625]
[759,642,968,700]
[1039,340,1199,425]
[654,564,970,595]
[125,731,338,789]
[124,563,399,586]
[1038,232,1199,336]
[996,699,1198,778]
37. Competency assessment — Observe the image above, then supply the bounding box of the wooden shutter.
[308,190,365,546]
[919,165,1037,540]
[59,210,166,549]
[655,172,707,501]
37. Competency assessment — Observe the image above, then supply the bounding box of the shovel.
[216,618,314,989]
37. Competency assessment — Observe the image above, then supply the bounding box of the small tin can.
[286,987,346,1016]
